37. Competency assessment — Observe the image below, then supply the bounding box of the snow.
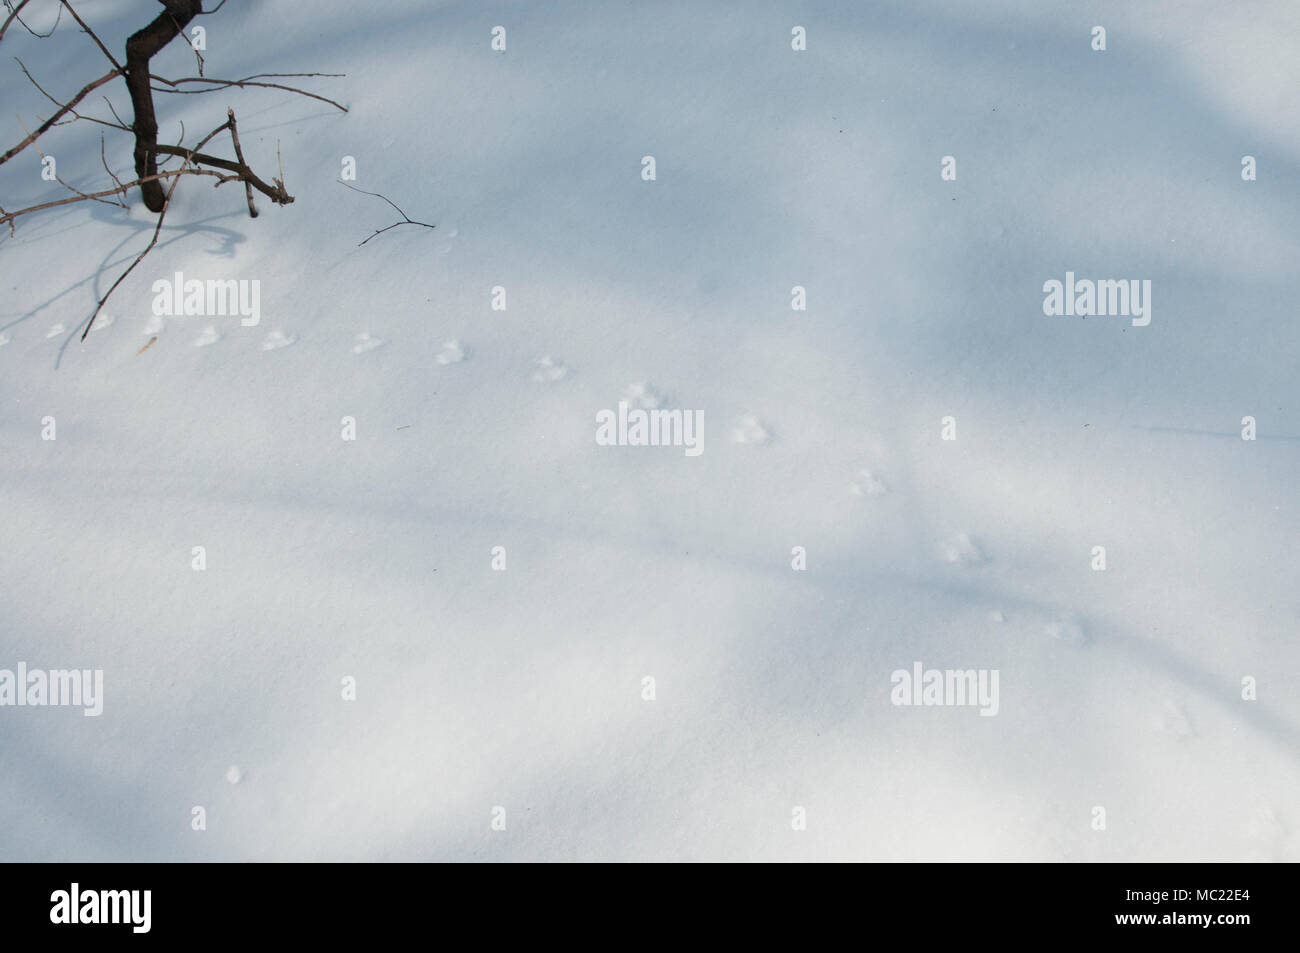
[1,0,1298,861]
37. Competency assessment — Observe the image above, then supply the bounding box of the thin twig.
[3,0,59,39]
[78,120,224,339]
[224,107,256,216]
[99,132,127,203]
[338,180,436,246]
[0,67,121,166]
[102,95,128,129]
[16,114,121,210]
[167,9,203,75]
[149,142,292,205]
[80,172,181,339]
[58,0,122,72]
[0,166,229,230]
[0,1,36,44]
[15,57,131,131]
[151,73,348,112]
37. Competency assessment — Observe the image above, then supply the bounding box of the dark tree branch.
[167,9,204,76]
[102,95,129,129]
[124,0,203,211]
[2,0,338,349]
[58,0,121,71]
[99,132,128,203]
[15,57,131,132]
[3,0,59,40]
[79,116,236,339]
[0,67,121,166]
[224,107,256,216]
[80,171,181,339]
[1,166,235,231]
[0,1,36,44]
[151,73,348,113]
[149,139,293,207]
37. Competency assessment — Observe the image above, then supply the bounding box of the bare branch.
[0,67,121,166]
[16,114,121,210]
[2,0,60,40]
[125,0,203,212]
[99,132,127,204]
[151,73,348,112]
[224,107,256,216]
[338,181,435,246]
[149,141,293,207]
[167,8,203,76]
[0,1,36,44]
[0,166,230,230]
[57,1,122,72]
[101,95,128,129]
[80,171,182,339]
[2,0,335,345]
[15,57,131,132]
[79,118,233,339]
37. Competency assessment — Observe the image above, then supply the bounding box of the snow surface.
[1,0,1298,861]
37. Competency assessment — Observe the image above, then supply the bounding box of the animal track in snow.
[142,314,165,335]
[194,326,220,347]
[1044,614,1087,645]
[1243,806,1286,861]
[731,414,771,445]
[0,332,9,347]
[623,381,663,409]
[261,330,296,351]
[1155,701,1195,739]
[91,314,114,332]
[531,355,569,382]
[225,765,242,785]
[353,332,383,354]
[435,340,466,364]
[940,532,986,566]
[849,468,888,496]
[45,322,65,338]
